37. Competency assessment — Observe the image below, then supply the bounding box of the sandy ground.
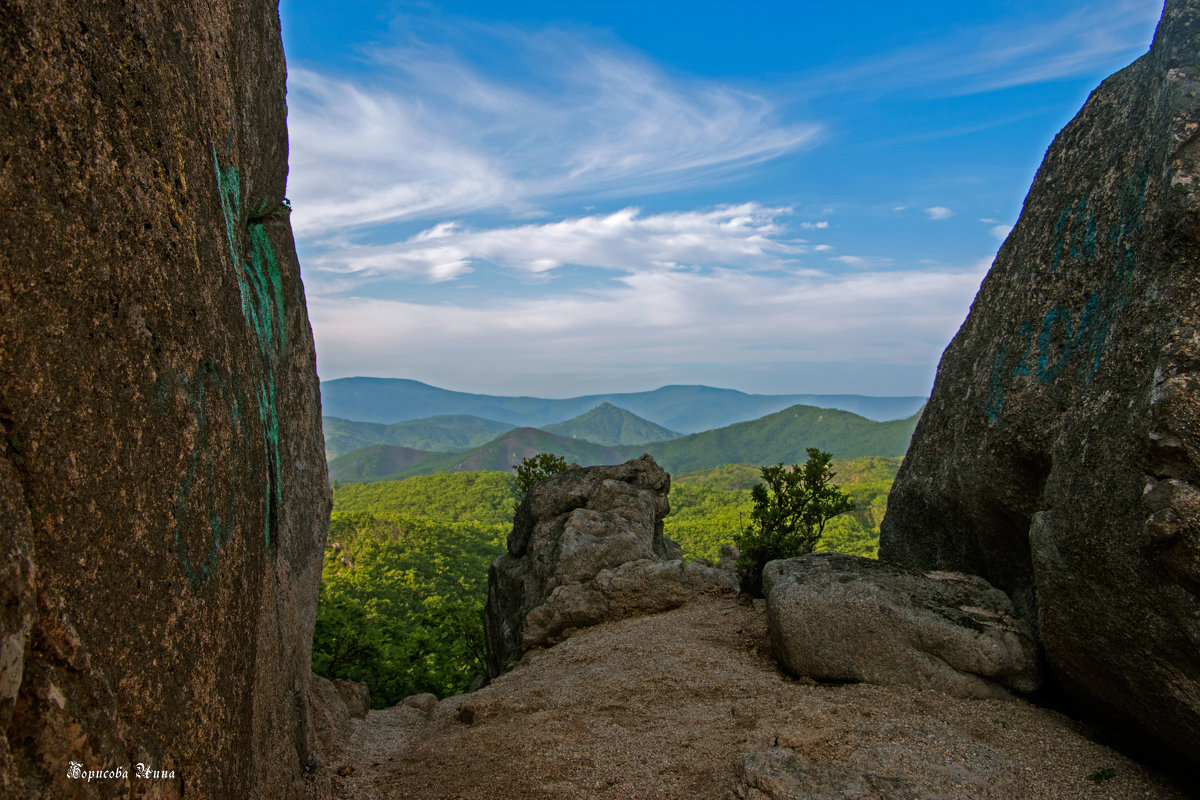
[327,599,1191,800]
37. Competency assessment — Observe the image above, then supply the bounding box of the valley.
[314,455,899,705]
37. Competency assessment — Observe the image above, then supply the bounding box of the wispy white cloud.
[925,206,954,220]
[799,221,829,229]
[286,69,515,237]
[307,203,808,283]
[309,263,989,392]
[286,27,821,237]
[807,0,1160,99]
[831,255,895,269]
[989,224,1014,239]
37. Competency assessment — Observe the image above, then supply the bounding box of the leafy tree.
[735,448,854,596]
[664,458,899,563]
[512,453,576,510]
[312,510,505,705]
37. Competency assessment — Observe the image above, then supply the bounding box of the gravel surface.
[328,599,1190,799]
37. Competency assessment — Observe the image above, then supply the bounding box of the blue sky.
[278,0,1162,398]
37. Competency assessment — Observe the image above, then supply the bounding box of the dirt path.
[327,600,1189,800]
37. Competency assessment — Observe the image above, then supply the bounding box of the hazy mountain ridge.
[320,377,927,432]
[323,414,515,459]
[328,403,920,484]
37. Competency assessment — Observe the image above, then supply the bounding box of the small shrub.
[512,453,576,511]
[735,448,853,596]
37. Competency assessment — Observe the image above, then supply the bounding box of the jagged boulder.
[1,2,329,797]
[879,0,1200,768]
[484,455,736,676]
[764,555,1040,699]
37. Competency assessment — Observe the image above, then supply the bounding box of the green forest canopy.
[313,457,900,705]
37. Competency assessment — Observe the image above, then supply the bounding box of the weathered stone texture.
[484,455,736,676]
[523,557,738,650]
[880,0,1200,769]
[763,555,1040,700]
[0,2,330,797]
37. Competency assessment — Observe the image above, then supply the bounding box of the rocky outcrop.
[523,557,738,649]
[335,601,1190,800]
[763,555,1040,700]
[879,0,1200,769]
[1,2,329,797]
[484,455,736,676]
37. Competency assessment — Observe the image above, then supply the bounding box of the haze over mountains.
[326,402,921,485]
[320,377,927,433]
[323,415,516,459]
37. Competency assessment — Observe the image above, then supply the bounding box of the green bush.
[513,452,576,510]
[734,449,854,596]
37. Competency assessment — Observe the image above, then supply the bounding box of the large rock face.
[880,0,1200,769]
[763,555,1041,700]
[0,3,330,797]
[484,455,736,676]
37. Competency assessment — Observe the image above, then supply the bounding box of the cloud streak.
[286,27,821,237]
[306,203,809,283]
[804,0,1160,99]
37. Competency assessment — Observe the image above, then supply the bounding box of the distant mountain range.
[323,403,679,459]
[327,403,922,485]
[320,377,927,433]
[323,415,515,459]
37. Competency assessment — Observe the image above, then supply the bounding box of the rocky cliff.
[880,0,1200,770]
[0,2,329,797]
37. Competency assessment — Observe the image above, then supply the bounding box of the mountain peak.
[544,403,681,447]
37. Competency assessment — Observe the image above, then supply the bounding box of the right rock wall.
[879,0,1200,770]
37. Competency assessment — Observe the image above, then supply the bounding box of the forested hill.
[320,377,927,431]
[328,428,626,484]
[328,404,920,485]
[633,405,919,474]
[543,402,682,445]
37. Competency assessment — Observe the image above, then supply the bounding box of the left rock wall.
[0,2,330,797]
